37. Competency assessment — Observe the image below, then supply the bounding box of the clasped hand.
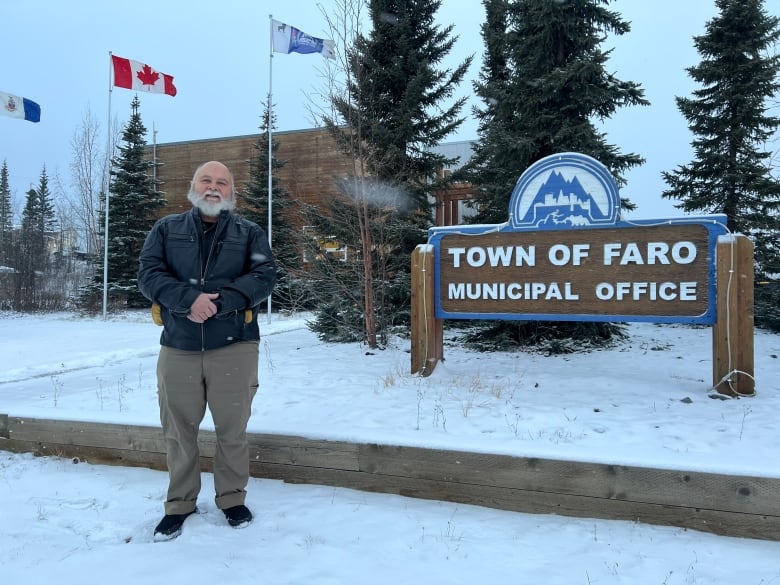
[188,292,220,323]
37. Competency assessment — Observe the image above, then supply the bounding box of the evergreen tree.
[314,0,472,346]
[241,103,308,311]
[463,0,649,223]
[661,0,780,331]
[20,166,57,272]
[15,167,58,310]
[301,180,416,344]
[109,96,166,306]
[458,0,649,352]
[82,96,165,310]
[15,188,41,310]
[330,0,472,212]
[36,166,58,235]
[0,160,12,267]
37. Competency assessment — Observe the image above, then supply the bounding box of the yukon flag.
[111,55,177,96]
[1,90,41,123]
[272,19,335,59]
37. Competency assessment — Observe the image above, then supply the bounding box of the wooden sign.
[428,153,727,324]
[414,153,752,395]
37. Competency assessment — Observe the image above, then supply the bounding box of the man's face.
[188,162,235,218]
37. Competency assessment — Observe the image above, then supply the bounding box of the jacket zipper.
[199,221,220,351]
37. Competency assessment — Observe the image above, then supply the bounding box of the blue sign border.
[429,217,728,324]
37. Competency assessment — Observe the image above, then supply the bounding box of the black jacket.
[138,208,277,351]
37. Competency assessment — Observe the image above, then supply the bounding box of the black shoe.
[153,509,197,541]
[223,504,253,528]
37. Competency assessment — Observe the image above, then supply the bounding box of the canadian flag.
[111,55,177,97]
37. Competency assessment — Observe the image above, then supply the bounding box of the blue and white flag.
[0,90,41,123]
[272,19,335,59]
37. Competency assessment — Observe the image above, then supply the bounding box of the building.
[148,127,476,229]
[428,140,478,226]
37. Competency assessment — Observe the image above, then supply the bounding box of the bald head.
[187,161,236,219]
[191,161,235,192]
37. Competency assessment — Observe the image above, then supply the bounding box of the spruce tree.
[464,0,649,223]
[0,160,12,267]
[241,103,307,312]
[21,167,57,272]
[459,0,649,352]
[82,96,165,310]
[331,0,472,212]
[314,0,472,346]
[661,0,780,331]
[15,167,58,310]
[36,166,57,235]
[15,188,41,310]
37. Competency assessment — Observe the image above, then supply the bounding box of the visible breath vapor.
[336,176,413,213]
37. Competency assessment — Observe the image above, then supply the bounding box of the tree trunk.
[359,200,377,348]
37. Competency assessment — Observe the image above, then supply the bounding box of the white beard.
[187,189,236,218]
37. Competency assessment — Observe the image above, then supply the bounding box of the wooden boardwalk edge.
[1,414,778,541]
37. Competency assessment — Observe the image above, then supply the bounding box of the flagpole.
[102,51,113,320]
[152,121,157,185]
[267,14,274,324]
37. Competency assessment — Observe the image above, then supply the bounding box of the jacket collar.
[191,207,231,226]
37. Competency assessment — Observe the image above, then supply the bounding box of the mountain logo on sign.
[522,170,610,226]
[508,153,620,230]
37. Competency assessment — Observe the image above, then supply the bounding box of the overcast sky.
[1,0,724,220]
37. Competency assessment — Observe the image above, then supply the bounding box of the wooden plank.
[248,435,359,471]
[0,439,170,470]
[2,415,779,541]
[6,416,167,453]
[0,434,357,475]
[252,462,780,542]
[4,417,359,470]
[357,444,780,516]
[5,437,775,540]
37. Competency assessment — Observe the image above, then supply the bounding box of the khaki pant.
[156,341,259,515]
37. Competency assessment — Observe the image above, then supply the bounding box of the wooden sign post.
[712,235,755,397]
[411,245,442,376]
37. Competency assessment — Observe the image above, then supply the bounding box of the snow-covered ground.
[1,311,779,584]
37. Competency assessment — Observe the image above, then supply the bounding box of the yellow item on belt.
[151,303,163,325]
[151,304,253,325]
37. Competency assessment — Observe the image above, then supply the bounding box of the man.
[138,160,276,540]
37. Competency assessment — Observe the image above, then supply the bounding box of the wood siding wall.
[149,127,352,225]
[147,128,475,228]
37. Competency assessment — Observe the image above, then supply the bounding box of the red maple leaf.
[136,64,160,87]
